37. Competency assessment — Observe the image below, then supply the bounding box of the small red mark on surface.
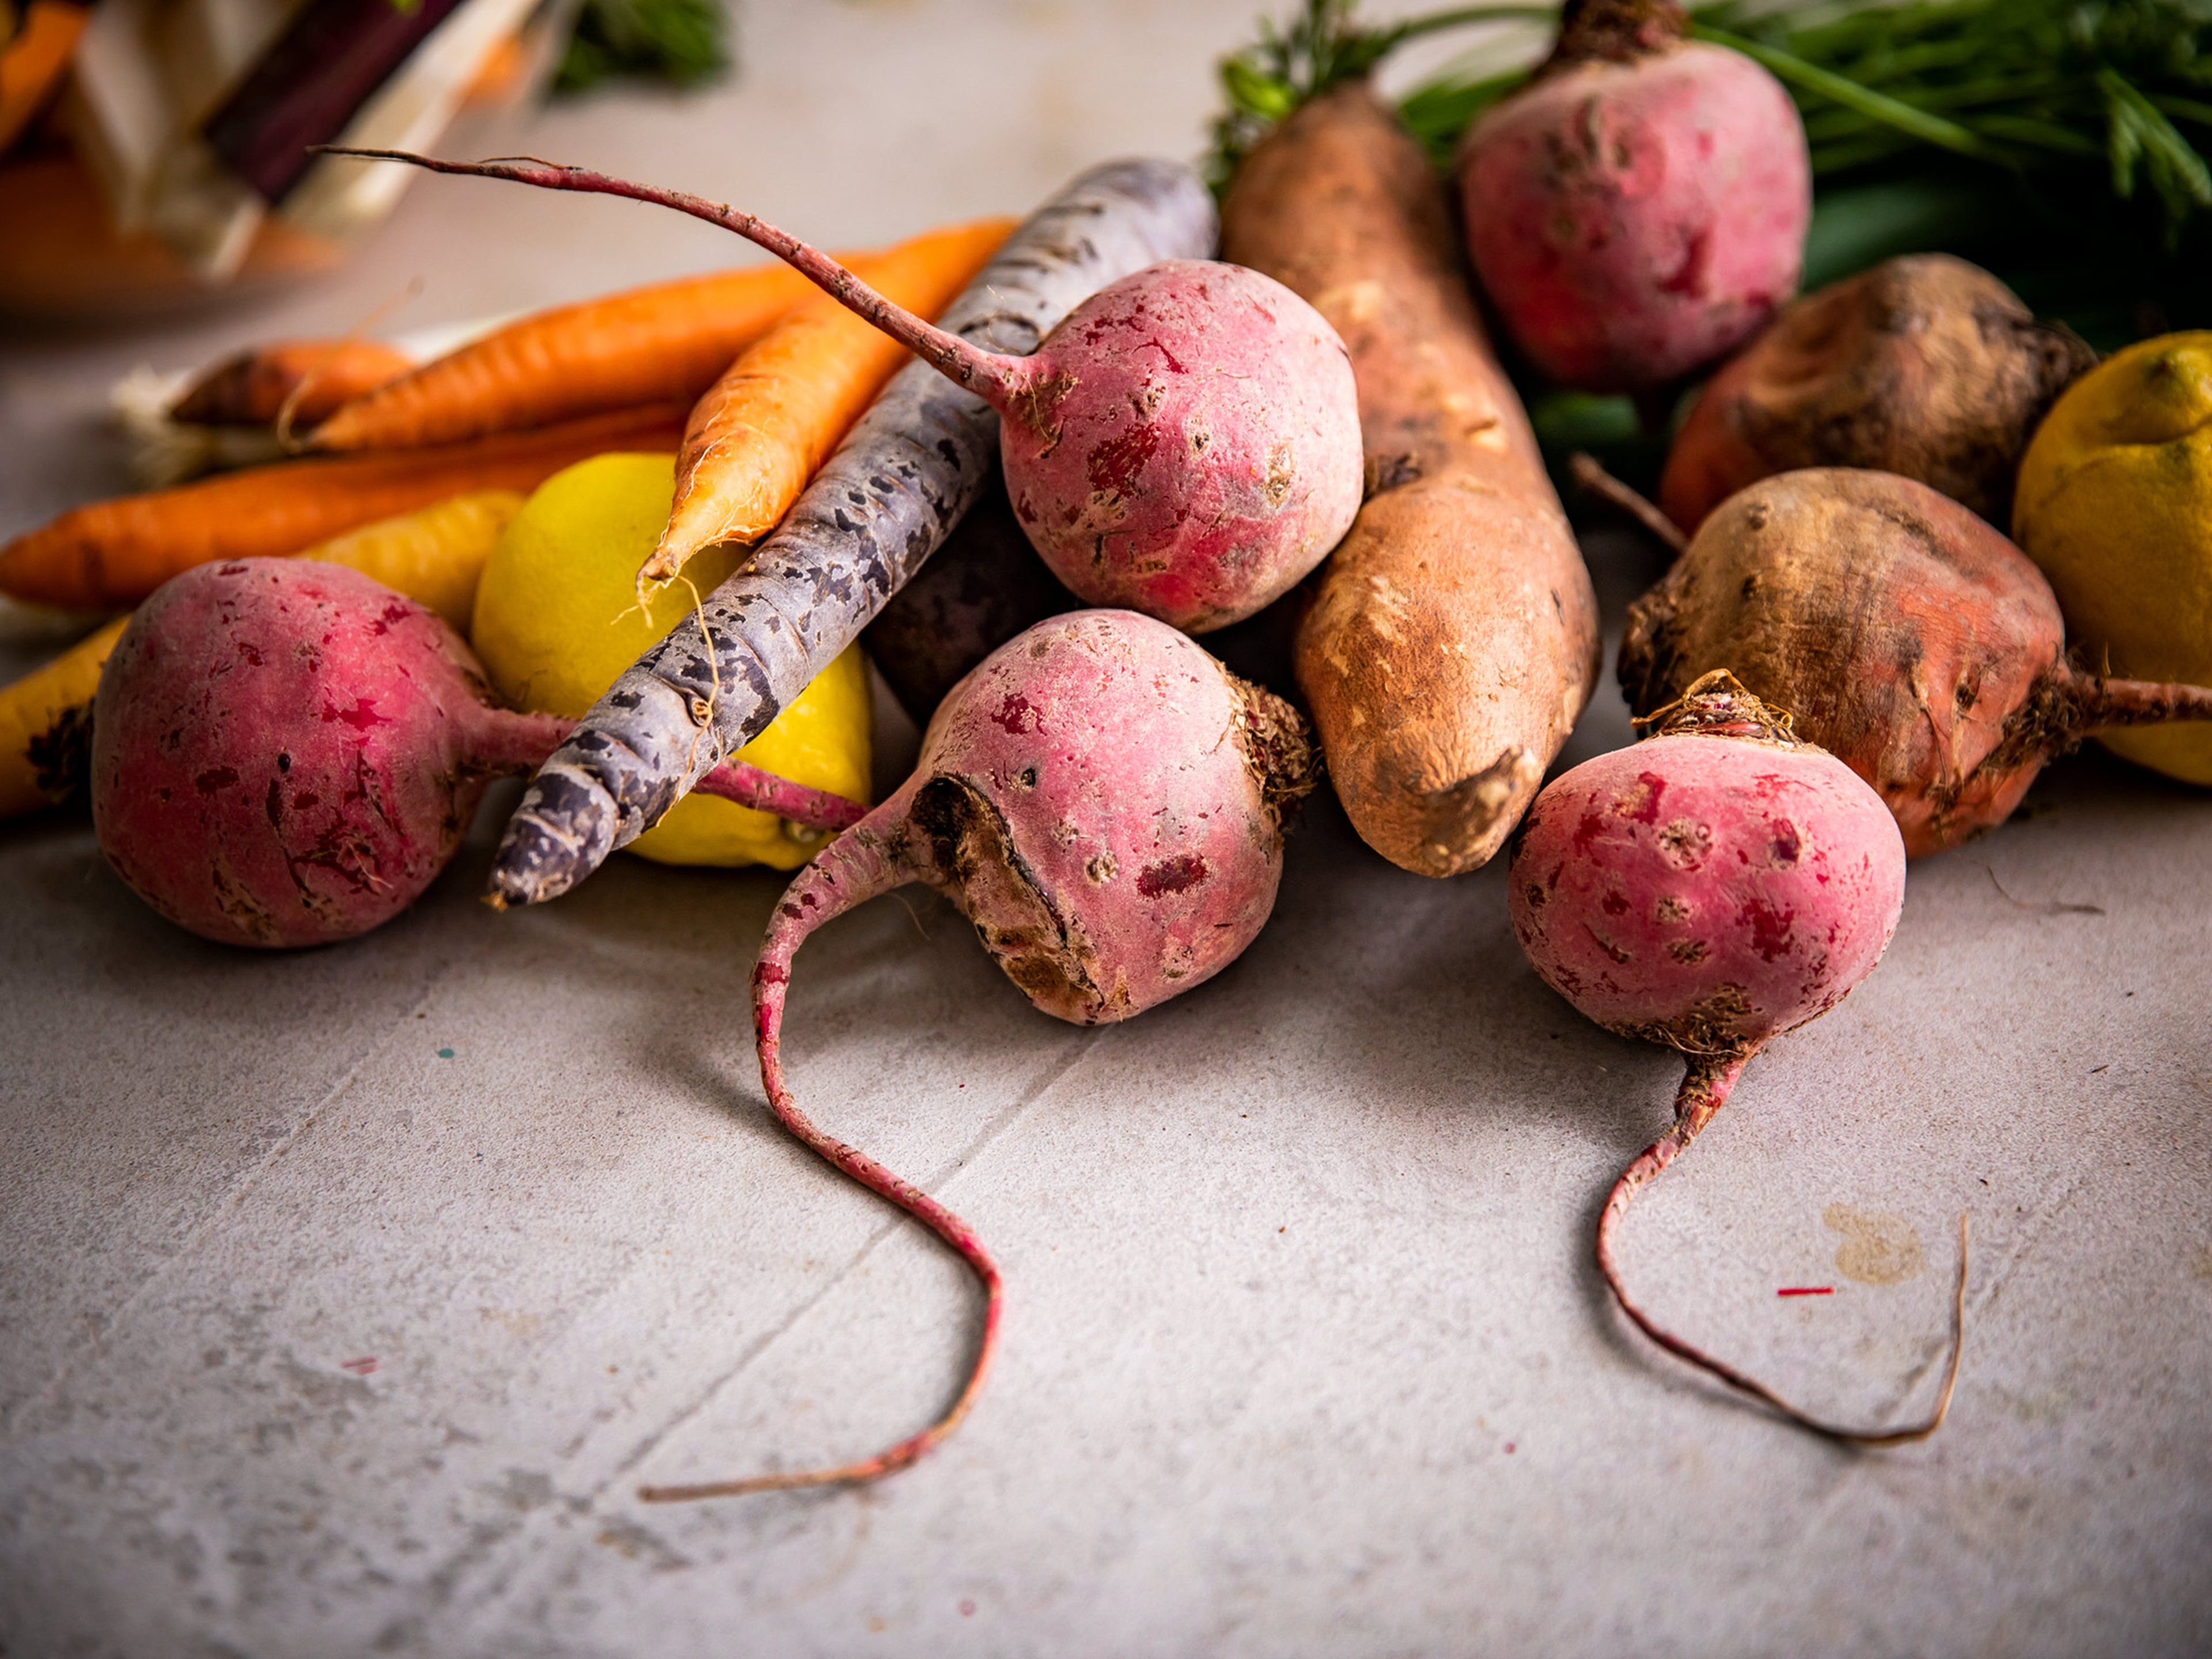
[1738,896,1796,960]
[340,1356,378,1374]
[1087,421,1161,496]
[322,698,387,730]
[991,693,1040,734]
[194,766,240,794]
[1777,1286,1833,1298]
[959,1600,976,1618]
[1137,854,1209,897]
[1503,1442,1516,1455]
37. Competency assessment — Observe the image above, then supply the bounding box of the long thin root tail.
[1596,1047,1968,1446]
[639,785,1003,1502]
[312,147,1018,403]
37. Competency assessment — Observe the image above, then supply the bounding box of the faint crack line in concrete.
[596,1027,1106,1495]
[5,981,443,1435]
[429,1028,1108,1631]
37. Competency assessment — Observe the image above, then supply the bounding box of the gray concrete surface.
[3,4,2210,1655]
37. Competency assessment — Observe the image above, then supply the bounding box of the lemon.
[470,453,871,868]
[2014,332,2212,785]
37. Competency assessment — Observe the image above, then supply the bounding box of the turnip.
[637,609,1316,1502]
[1456,0,1810,393]
[329,149,1365,637]
[91,559,863,948]
[1618,468,2212,858]
[1508,670,1964,1440]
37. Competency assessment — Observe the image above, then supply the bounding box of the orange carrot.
[643,217,1015,583]
[0,404,686,611]
[0,1,85,157]
[170,339,415,429]
[309,252,888,453]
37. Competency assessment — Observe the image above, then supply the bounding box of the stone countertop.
[3,4,2209,1654]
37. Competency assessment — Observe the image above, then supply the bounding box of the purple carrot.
[320,146,1362,637]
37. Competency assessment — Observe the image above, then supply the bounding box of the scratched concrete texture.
[3,3,2211,1656]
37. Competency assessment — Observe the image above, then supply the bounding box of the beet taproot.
[1509,671,1964,1440]
[90,560,861,948]
[637,609,1317,1502]
[1660,254,2097,532]
[331,149,1364,637]
[1619,469,2212,858]
[1456,0,1809,393]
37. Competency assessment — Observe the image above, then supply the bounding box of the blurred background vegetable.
[1215,0,2212,486]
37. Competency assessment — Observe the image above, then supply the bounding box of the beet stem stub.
[639,788,1003,1503]
[1597,1048,1969,1446]
[314,149,1031,411]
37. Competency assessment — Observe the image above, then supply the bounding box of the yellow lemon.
[470,452,871,868]
[2014,331,2212,784]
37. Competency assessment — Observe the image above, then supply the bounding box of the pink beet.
[90,559,863,948]
[1457,0,1810,393]
[1508,672,1964,1440]
[638,609,1317,1503]
[335,150,1365,636]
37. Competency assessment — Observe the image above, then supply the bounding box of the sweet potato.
[1222,83,1600,876]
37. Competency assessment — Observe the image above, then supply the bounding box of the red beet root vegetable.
[1457,0,1810,393]
[330,149,1365,635]
[1508,672,1965,1440]
[1616,468,2212,859]
[91,560,862,948]
[638,609,1317,1501]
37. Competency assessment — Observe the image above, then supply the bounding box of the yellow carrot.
[0,403,688,611]
[0,617,126,819]
[643,217,1016,584]
[309,251,888,453]
[297,489,523,632]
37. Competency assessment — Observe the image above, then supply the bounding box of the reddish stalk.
[1597,1047,1969,1446]
[459,704,574,775]
[692,759,869,831]
[317,149,1033,410]
[639,791,1002,1503]
[1571,452,1688,555]
[467,705,864,833]
[2071,674,2212,729]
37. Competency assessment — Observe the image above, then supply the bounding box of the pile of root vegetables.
[6,0,2211,1500]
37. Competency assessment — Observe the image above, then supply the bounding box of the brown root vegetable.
[1222,84,1600,877]
[1660,255,2096,532]
[169,339,414,430]
[1620,468,2212,858]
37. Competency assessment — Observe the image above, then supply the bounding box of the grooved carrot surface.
[652,217,1014,578]
[309,253,884,452]
[0,404,687,611]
